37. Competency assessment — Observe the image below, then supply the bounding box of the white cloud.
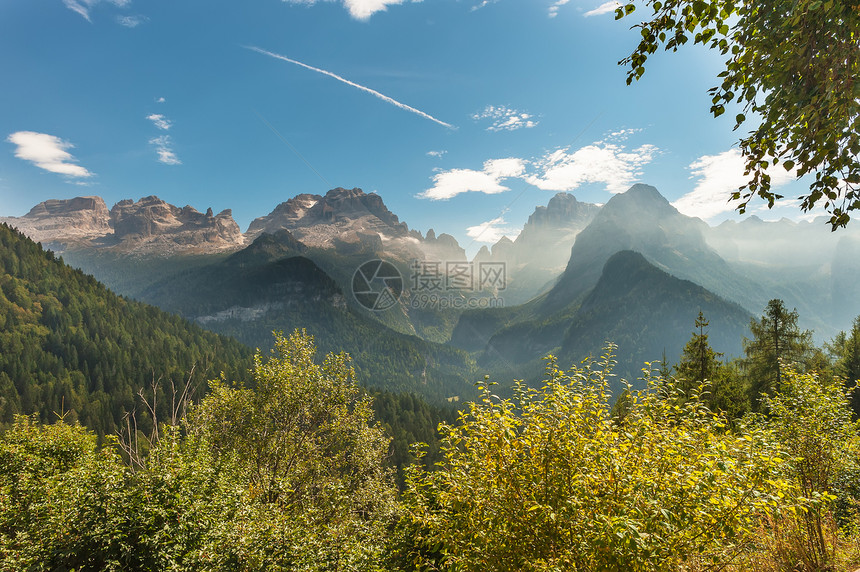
[426,150,447,158]
[421,133,659,200]
[466,216,520,244]
[247,46,455,129]
[421,158,525,200]
[548,0,571,18]
[155,96,166,103]
[149,135,181,165]
[344,0,405,19]
[7,131,93,178]
[62,0,131,22]
[471,0,498,11]
[116,14,146,27]
[604,127,642,142]
[147,113,172,130]
[672,149,796,220]
[526,141,658,193]
[282,0,417,20]
[584,0,621,17]
[473,105,538,132]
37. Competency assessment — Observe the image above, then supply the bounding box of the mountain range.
[4,183,859,392]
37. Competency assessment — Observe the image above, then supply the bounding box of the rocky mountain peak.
[542,183,739,313]
[600,183,674,219]
[2,195,244,254]
[423,230,467,261]
[523,192,596,231]
[246,187,432,259]
[473,245,492,264]
[24,195,109,219]
[0,196,112,246]
[109,196,242,251]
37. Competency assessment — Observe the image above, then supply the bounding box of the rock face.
[247,188,411,242]
[2,187,470,261]
[423,228,467,262]
[109,196,244,253]
[1,195,244,254]
[248,187,459,260]
[0,196,112,246]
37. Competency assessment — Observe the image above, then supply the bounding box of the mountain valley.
[4,183,860,393]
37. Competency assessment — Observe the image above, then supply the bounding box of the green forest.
[0,224,452,483]
[5,223,860,570]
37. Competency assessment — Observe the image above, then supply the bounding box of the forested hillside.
[0,223,457,480]
[0,223,253,435]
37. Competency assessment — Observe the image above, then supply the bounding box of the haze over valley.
[4,183,857,393]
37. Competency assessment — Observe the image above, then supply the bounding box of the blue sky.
[0,0,813,256]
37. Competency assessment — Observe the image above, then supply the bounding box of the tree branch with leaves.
[618,0,860,228]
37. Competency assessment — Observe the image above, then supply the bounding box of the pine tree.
[657,348,672,381]
[676,311,723,386]
[744,299,814,402]
[828,316,860,417]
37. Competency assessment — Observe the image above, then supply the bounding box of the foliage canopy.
[618,0,860,227]
[0,331,399,571]
[397,350,791,571]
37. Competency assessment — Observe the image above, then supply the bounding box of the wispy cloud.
[282,0,414,21]
[421,158,525,200]
[149,135,181,165]
[672,149,796,220]
[427,150,447,158]
[116,14,146,27]
[472,105,538,132]
[466,216,520,244]
[147,113,172,130]
[7,131,93,178]
[548,0,571,18]
[584,0,621,17]
[526,140,658,193]
[471,0,498,11]
[155,96,166,103]
[246,46,456,130]
[62,0,131,22]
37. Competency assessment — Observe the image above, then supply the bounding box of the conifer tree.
[828,316,860,417]
[744,299,814,401]
[676,311,723,386]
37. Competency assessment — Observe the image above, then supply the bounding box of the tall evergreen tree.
[827,316,860,417]
[744,299,814,401]
[676,311,723,386]
[674,312,751,419]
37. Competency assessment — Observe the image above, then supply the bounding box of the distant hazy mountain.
[451,183,768,385]
[705,215,860,335]
[477,250,751,390]
[559,250,749,382]
[541,184,764,317]
[475,192,600,304]
[514,192,600,264]
[0,195,245,255]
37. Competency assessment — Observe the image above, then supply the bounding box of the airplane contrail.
[245,46,456,130]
